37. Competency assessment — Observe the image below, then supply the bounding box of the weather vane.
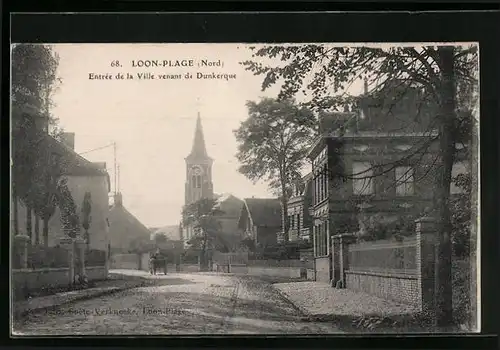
[196,97,202,117]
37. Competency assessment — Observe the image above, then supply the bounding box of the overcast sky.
[50,43,294,227]
[51,43,472,228]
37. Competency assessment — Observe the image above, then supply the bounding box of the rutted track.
[13,273,342,335]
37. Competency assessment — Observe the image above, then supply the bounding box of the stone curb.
[270,285,311,320]
[14,279,148,317]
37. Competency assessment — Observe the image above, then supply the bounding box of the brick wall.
[345,271,419,305]
[333,217,439,312]
[343,235,420,305]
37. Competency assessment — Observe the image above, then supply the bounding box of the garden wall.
[344,236,420,305]
[332,217,439,312]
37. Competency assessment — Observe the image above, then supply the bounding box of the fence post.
[339,233,356,288]
[58,237,75,285]
[14,235,30,269]
[415,216,438,324]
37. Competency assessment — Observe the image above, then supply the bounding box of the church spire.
[187,112,209,160]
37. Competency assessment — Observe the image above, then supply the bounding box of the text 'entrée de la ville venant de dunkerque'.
[88,59,237,81]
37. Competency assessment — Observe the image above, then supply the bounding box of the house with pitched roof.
[212,193,245,251]
[13,132,111,252]
[305,83,469,283]
[108,193,152,254]
[286,173,313,242]
[237,198,282,247]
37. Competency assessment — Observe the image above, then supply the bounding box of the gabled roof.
[242,198,282,228]
[214,193,244,218]
[44,135,109,177]
[108,203,151,240]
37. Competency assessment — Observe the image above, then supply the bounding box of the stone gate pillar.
[415,216,438,324]
[339,233,356,288]
[331,235,341,286]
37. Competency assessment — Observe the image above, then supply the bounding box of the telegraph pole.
[113,142,117,194]
[117,164,121,193]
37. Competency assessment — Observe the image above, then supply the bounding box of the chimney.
[114,192,123,207]
[61,132,75,150]
[363,78,368,95]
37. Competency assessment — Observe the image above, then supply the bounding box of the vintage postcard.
[11,42,479,335]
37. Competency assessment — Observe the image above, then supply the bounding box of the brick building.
[238,198,282,247]
[286,173,313,242]
[213,193,245,250]
[307,84,469,283]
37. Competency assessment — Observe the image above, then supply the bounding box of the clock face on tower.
[191,165,203,176]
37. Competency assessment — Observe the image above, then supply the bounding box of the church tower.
[184,113,214,205]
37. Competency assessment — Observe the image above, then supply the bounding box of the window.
[352,162,374,195]
[319,172,323,202]
[314,174,319,204]
[196,175,202,188]
[313,225,321,256]
[395,166,415,196]
[451,162,468,194]
[314,223,328,257]
[297,214,301,230]
[314,166,328,204]
[323,164,328,199]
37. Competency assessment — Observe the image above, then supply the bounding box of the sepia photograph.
[10,42,479,336]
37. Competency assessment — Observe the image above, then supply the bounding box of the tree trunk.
[43,217,49,247]
[434,46,456,327]
[281,179,289,243]
[26,204,32,241]
[34,215,40,245]
[13,187,19,235]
